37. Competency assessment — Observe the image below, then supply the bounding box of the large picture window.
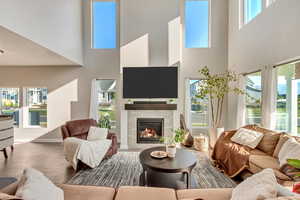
[244,0,262,24]
[0,88,20,126]
[92,1,117,49]
[245,71,262,125]
[275,62,300,134]
[25,88,47,127]
[189,80,209,128]
[185,0,209,48]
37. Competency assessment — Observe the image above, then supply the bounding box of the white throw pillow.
[231,168,278,200]
[87,126,108,141]
[16,168,64,200]
[231,128,264,149]
[278,137,300,167]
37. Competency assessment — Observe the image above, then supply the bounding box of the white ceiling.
[0,26,80,66]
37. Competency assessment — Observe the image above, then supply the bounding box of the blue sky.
[245,0,262,23]
[185,0,209,48]
[93,1,116,49]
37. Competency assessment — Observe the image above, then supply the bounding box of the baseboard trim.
[33,138,63,143]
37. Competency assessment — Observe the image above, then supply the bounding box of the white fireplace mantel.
[120,106,179,149]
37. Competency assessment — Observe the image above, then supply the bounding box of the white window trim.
[184,0,212,49]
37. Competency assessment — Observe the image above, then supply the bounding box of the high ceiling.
[0,26,79,66]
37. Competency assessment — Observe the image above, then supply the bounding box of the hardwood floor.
[0,142,209,185]
[0,142,75,184]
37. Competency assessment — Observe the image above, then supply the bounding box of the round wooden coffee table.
[139,146,197,189]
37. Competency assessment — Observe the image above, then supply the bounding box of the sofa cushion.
[242,125,280,155]
[278,138,300,167]
[60,184,115,200]
[273,135,292,158]
[15,168,64,200]
[87,127,108,141]
[115,186,177,200]
[249,155,280,170]
[249,155,291,181]
[231,128,264,149]
[251,149,269,156]
[176,188,232,200]
[257,131,281,156]
[231,168,278,200]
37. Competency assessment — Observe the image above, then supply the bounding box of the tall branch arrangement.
[196,66,244,128]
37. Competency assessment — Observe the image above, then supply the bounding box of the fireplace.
[137,118,164,144]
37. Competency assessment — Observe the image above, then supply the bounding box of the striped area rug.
[68,151,236,188]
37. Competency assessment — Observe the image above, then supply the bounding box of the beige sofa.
[1,182,233,200]
[214,125,296,184]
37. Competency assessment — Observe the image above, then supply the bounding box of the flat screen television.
[123,67,178,98]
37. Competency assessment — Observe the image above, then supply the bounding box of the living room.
[1,0,300,199]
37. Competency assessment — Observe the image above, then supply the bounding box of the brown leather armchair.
[61,119,118,158]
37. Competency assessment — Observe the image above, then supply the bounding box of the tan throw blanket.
[212,130,251,178]
[63,137,111,170]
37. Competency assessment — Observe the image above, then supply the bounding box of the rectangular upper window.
[92,1,116,49]
[244,0,262,24]
[185,0,209,48]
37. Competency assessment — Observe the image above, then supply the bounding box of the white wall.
[227,0,300,129]
[0,0,83,65]
[0,0,229,141]
[120,0,180,67]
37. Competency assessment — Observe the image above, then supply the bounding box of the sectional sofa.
[1,182,233,200]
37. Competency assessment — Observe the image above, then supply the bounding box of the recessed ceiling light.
[0,49,4,54]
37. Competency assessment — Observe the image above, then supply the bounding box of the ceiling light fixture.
[0,49,4,54]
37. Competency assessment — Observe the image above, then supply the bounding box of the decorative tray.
[150,151,168,159]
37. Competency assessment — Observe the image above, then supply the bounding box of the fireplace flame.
[140,128,158,138]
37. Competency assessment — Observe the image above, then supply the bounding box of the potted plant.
[168,99,176,104]
[287,159,300,194]
[196,66,244,148]
[97,113,111,129]
[160,128,185,158]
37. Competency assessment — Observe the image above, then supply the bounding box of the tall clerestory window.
[244,0,262,24]
[92,1,117,49]
[185,0,210,48]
